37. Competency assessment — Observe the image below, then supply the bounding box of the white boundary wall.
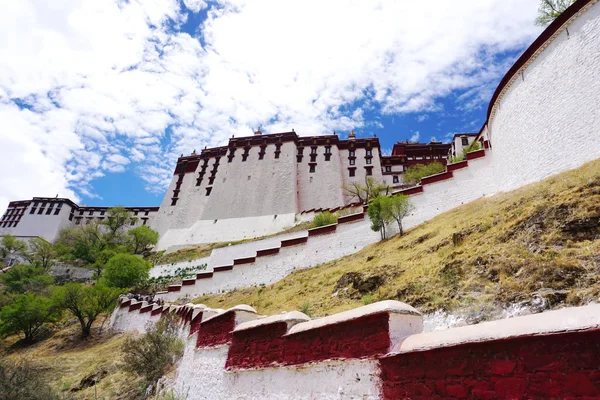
[490,1,600,191]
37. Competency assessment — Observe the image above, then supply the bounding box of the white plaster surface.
[235,311,311,332]
[174,337,381,400]
[490,1,600,192]
[110,303,159,333]
[150,257,210,278]
[393,303,600,354]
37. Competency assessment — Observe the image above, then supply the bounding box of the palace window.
[310,154,317,162]
[130,220,136,226]
[365,166,373,176]
[171,198,178,206]
[242,148,250,162]
[206,187,212,196]
[366,149,372,156]
[38,208,44,215]
[46,207,53,215]
[89,210,93,216]
[325,146,331,154]
[349,168,356,177]
[461,137,469,146]
[393,175,399,184]
[274,144,281,159]
[227,148,235,162]
[143,219,147,225]
[385,166,391,172]
[366,158,372,165]
[311,147,317,154]
[349,150,355,157]
[30,207,36,214]
[309,165,316,173]
[69,213,74,221]
[349,159,355,166]
[208,177,215,185]
[259,145,267,160]
[297,148,304,155]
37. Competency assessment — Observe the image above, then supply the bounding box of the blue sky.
[0,0,543,211]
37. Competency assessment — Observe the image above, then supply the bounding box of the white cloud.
[410,131,420,143]
[0,0,542,211]
[416,114,429,122]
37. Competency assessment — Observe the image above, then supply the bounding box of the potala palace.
[5,0,600,399]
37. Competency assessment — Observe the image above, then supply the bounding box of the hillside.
[192,159,600,320]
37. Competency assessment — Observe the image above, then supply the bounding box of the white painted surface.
[174,339,381,400]
[235,311,311,332]
[150,257,210,278]
[110,302,160,333]
[490,1,600,192]
[393,303,600,354]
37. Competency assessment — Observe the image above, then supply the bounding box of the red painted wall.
[379,329,600,399]
[226,312,391,370]
[196,312,236,348]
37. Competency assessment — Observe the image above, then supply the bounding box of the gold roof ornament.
[348,130,356,140]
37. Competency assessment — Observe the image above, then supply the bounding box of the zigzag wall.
[111,298,600,399]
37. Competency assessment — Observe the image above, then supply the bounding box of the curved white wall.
[490,1,600,191]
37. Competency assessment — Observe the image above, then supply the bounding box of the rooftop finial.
[254,126,262,136]
[348,130,356,140]
[192,149,197,155]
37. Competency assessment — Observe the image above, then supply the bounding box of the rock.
[70,370,108,392]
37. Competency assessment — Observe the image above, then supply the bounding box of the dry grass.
[1,318,143,400]
[149,221,312,266]
[193,160,600,319]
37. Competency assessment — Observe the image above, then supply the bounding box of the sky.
[0,0,544,211]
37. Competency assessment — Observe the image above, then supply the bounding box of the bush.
[122,314,184,385]
[0,358,60,400]
[403,161,446,186]
[0,293,62,343]
[101,253,151,289]
[310,212,338,228]
[0,264,54,295]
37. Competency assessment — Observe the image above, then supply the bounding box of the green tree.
[103,207,137,240]
[535,0,575,26]
[0,293,61,342]
[27,238,57,271]
[122,314,184,385]
[343,177,390,203]
[53,283,122,337]
[381,194,415,236]
[101,253,151,289]
[127,225,159,255]
[0,264,54,294]
[0,235,27,259]
[367,196,393,240]
[55,222,107,265]
[403,161,446,186]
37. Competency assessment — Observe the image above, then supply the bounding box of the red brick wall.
[196,312,236,348]
[190,312,203,335]
[226,313,391,370]
[379,329,600,399]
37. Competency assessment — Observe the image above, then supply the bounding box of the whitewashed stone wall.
[490,1,600,192]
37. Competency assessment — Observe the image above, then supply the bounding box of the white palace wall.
[490,0,600,191]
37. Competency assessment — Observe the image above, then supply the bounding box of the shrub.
[299,302,312,317]
[101,253,151,289]
[0,358,59,399]
[310,212,338,228]
[122,314,184,385]
[127,225,159,255]
[403,161,446,186]
[0,264,54,294]
[0,293,62,343]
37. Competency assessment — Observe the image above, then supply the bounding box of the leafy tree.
[103,207,137,240]
[0,293,61,342]
[0,358,60,399]
[449,140,483,163]
[0,235,27,259]
[26,238,56,271]
[127,225,159,255]
[55,222,107,265]
[310,212,338,228]
[53,283,122,337]
[0,264,54,294]
[101,253,151,289]
[367,196,392,240]
[535,0,575,26]
[403,161,446,186]
[381,194,415,236]
[122,314,184,385]
[343,177,390,203]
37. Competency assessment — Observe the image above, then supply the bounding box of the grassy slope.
[2,320,142,400]
[193,159,600,319]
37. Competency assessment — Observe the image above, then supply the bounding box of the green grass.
[193,159,600,319]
